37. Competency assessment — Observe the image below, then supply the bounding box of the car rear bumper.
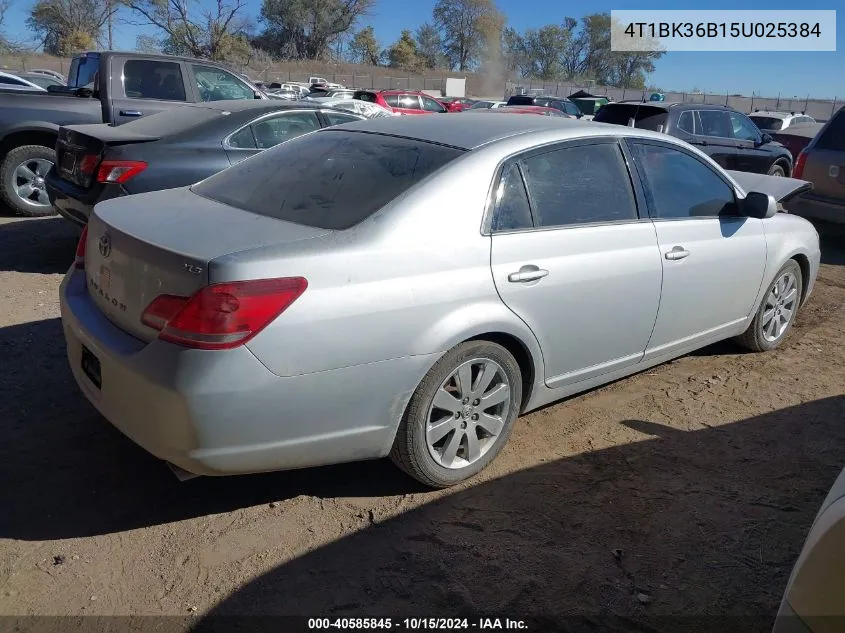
[60,266,434,477]
[46,170,123,227]
[786,195,845,225]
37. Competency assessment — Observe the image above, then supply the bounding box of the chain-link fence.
[503,80,841,122]
[2,53,840,122]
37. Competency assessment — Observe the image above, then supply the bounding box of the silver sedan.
[59,114,821,488]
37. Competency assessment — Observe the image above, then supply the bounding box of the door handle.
[665,246,690,261]
[119,110,143,117]
[508,265,549,283]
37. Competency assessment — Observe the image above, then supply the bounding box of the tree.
[433,0,503,71]
[415,22,443,69]
[386,29,419,71]
[0,0,23,52]
[348,25,380,65]
[520,24,572,80]
[134,33,161,52]
[28,0,114,55]
[255,0,374,61]
[122,0,251,61]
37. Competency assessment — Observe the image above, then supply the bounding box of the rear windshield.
[117,106,226,136]
[507,96,535,106]
[68,54,99,89]
[749,116,784,131]
[593,104,669,131]
[815,111,845,151]
[192,130,466,230]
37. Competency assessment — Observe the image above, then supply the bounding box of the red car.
[439,97,478,112]
[352,90,448,115]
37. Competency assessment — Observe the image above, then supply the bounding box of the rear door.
[110,58,191,125]
[626,138,767,357]
[395,94,425,115]
[802,111,845,204]
[224,110,322,164]
[728,110,773,173]
[489,138,662,388]
[688,110,742,169]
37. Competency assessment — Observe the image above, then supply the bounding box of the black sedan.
[46,100,365,227]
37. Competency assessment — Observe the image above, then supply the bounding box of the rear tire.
[390,340,522,488]
[735,260,802,352]
[0,144,57,217]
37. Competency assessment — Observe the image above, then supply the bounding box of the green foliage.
[348,25,380,65]
[386,29,419,71]
[28,0,112,55]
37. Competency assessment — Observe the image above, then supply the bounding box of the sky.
[4,0,842,99]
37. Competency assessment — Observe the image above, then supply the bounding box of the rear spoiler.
[62,123,162,144]
[726,170,813,204]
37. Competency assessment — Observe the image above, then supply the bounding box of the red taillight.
[96,160,147,184]
[793,151,808,179]
[78,154,99,177]
[74,225,89,269]
[140,277,307,350]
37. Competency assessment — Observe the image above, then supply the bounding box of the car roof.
[330,112,672,150]
[750,111,803,119]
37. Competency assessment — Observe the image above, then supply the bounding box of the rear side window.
[816,111,845,151]
[322,111,362,126]
[697,110,733,138]
[123,60,186,101]
[507,96,534,106]
[562,101,581,116]
[677,111,695,133]
[383,94,400,107]
[519,142,638,228]
[354,91,376,103]
[593,104,668,131]
[250,111,320,149]
[192,130,465,230]
[750,116,783,131]
[491,164,533,232]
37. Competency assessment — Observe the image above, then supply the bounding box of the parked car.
[12,71,65,90]
[786,107,845,224]
[439,97,477,112]
[28,68,66,82]
[505,94,584,118]
[45,101,366,228]
[60,114,819,488]
[325,99,398,118]
[0,51,267,217]
[0,70,47,92]
[770,122,825,162]
[470,105,573,117]
[569,96,609,120]
[305,89,357,102]
[593,102,794,176]
[353,89,448,115]
[749,110,816,132]
[469,100,507,110]
[772,463,845,633]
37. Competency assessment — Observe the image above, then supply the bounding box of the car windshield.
[593,104,669,131]
[192,130,466,230]
[749,116,784,131]
[815,111,845,151]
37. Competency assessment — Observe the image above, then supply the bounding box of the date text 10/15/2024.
[308,618,529,630]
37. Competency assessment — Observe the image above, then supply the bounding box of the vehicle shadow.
[0,317,427,541]
[817,221,845,266]
[0,217,79,274]
[194,396,845,632]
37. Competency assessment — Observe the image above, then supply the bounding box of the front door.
[626,139,768,358]
[729,110,774,174]
[688,109,742,169]
[488,139,663,388]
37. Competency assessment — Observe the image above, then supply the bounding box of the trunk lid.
[84,188,331,341]
[56,123,161,188]
[725,170,813,204]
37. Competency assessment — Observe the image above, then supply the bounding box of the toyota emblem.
[98,232,111,258]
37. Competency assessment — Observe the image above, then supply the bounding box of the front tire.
[0,144,57,217]
[736,260,802,352]
[390,340,522,488]
[767,163,786,177]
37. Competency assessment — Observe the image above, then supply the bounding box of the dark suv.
[594,102,793,176]
[506,95,584,118]
[786,107,845,224]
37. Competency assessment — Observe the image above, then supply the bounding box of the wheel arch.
[0,124,60,157]
[465,331,537,412]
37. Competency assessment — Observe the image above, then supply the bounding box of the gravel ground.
[1,214,844,632]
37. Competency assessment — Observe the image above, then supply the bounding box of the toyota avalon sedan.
[60,115,821,488]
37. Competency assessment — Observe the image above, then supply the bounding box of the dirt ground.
[1,214,844,632]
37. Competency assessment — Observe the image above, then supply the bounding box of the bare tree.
[433,0,503,71]
[122,0,251,61]
[28,0,115,55]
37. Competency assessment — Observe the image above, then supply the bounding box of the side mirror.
[760,132,772,145]
[743,191,778,219]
